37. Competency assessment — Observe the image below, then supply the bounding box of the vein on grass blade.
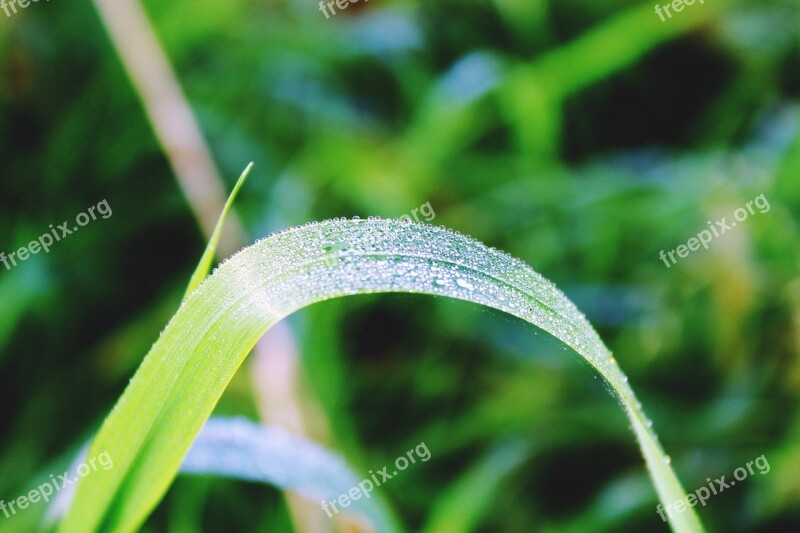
[60,218,704,533]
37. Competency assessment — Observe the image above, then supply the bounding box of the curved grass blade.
[59,218,704,533]
[181,417,402,532]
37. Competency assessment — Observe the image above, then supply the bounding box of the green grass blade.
[182,162,253,300]
[59,218,704,533]
[422,441,530,533]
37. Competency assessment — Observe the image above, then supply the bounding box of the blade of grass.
[59,219,704,533]
[181,417,401,532]
[421,441,530,533]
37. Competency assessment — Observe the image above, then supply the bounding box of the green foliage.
[1,0,798,531]
[61,219,701,532]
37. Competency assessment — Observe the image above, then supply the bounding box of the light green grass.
[60,218,704,532]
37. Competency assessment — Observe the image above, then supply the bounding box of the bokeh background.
[1,0,799,531]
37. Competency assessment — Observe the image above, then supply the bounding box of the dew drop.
[456,279,474,290]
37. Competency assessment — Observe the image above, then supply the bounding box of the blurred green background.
[1,0,799,531]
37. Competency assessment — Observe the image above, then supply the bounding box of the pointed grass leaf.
[183,162,253,300]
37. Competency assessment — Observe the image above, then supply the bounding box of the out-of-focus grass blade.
[181,417,402,532]
[182,162,253,300]
[422,441,530,533]
[59,219,704,533]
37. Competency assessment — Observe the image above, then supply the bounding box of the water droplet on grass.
[456,279,474,290]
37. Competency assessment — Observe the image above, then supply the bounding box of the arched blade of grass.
[59,218,704,533]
